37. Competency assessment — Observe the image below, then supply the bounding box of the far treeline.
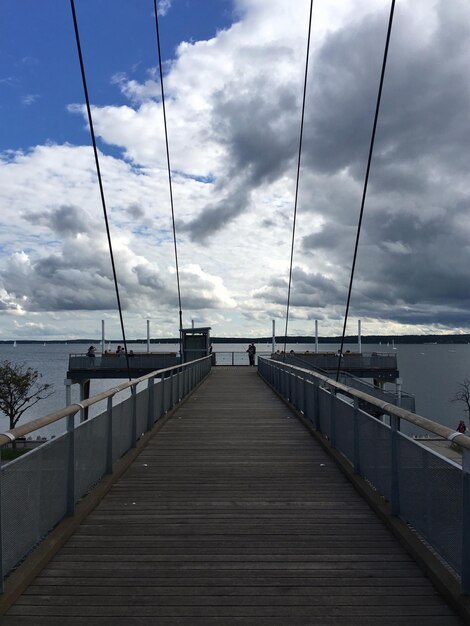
[2,334,470,345]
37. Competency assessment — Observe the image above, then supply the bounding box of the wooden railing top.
[261,356,470,452]
[0,356,211,447]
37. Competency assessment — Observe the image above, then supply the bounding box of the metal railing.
[68,352,179,371]
[212,351,271,366]
[258,357,470,593]
[277,353,415,412]
[283,351,398,370]
[0,356,211,590]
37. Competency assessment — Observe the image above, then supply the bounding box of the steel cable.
[336,0,396,382]
[153,0,184,356]
[283,0,314,358]
[70,0,132,378]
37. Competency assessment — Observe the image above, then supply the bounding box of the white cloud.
[2,0,470,339]
[157,0,173,17]
[21,94,39,106]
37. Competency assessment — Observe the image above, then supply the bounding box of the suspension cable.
[336,0,396,382]
[153,0,184,356]
[70,0,132,378]
[283,0,314,357]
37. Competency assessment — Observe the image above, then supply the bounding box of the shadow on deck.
[1,367,465,625]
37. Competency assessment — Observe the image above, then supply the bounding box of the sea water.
[0,341,469,437]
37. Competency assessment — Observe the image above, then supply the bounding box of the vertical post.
[66,410,77,516]
[353,397,361,474]
[147,320,150,353]
[358,319,362,355]
[0,449,3,592]
[390,412,400,516]
[329,389,336,448]
[147,377,155,431]
[313,379,320,431]
[272,320,276,354]
[161,374,166,415]
[106,396,113,474]
[131,385,137,448]
[0,455,5,593]
[395,377,402,407]
[302,377,307,415]
[192,319,194,328]
[101,319,105,354]
[173,370,177,405]
[64,378,72,407]
[462,449,470,593]
[315,320,318,353]
[79,380,90,422]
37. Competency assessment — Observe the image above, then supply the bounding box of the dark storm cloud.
[180,50,300,241]
[255,268,346,310]
[180,0,470,330]
[1,250,120,312]
[24,205,93,237]
[282,1,470,329]
[126,203,145,220]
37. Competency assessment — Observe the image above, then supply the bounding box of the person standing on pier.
[247,343,256,366]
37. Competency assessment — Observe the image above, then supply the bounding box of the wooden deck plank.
[1,367,464,624]
[0,617,464,626]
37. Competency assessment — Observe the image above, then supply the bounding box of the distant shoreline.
[2,334,470,345]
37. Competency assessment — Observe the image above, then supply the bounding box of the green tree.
[0,360,54,432]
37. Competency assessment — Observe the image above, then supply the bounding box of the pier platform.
[1,367,463,625]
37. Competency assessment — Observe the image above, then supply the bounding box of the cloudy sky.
[1,0,470,341]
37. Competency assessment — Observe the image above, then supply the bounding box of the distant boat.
[392,339,397,350]
[13,340,16,347]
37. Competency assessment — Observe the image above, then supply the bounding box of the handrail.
[0,356,211,447]
[260,356,470,450]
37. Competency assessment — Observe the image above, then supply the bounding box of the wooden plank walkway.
[1,367,465,625]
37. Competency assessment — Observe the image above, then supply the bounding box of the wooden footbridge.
[0,362,469,624]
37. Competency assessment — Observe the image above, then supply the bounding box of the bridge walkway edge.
[0,366,465,625]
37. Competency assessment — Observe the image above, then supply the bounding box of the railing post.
[353,396,361,474]
[179,366,184,400]
[161,374,166,414]
[0,452,4,592]
[390,412,400,516]
[106,396,113,474]
[66,410,78,516]
[462,449,470,593]
[147,377,155,431]
[301,377,306,415]
[329,389,336,448]
[170,371,175,407]
[131,385,137,448]
[313,380,320,431]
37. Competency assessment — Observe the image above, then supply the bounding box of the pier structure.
[0,357,469,623]
[66,327,213,417]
